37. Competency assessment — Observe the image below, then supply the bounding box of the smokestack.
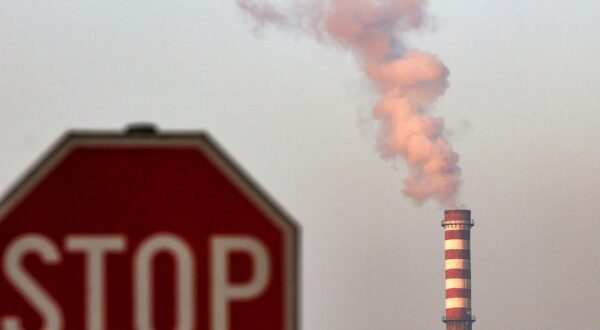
[442,209,475,330]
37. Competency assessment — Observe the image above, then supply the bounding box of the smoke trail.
[237,0,461,207]
[237,0,290,29]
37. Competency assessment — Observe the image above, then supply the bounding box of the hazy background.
[2,1,600,329]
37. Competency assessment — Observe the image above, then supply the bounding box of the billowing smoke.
[238,0,461,207]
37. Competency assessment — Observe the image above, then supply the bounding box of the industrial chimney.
[442,209,475,330]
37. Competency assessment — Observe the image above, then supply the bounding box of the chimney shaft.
[442,209,475,330]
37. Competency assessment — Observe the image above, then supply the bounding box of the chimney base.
[445,321,473,330]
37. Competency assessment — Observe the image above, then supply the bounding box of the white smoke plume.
[237,0,461,207]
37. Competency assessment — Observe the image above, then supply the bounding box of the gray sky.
[2,1,600,329]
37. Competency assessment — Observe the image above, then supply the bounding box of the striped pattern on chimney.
[443,210,474,324]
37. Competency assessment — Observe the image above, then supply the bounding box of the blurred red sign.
[0,129,298,330]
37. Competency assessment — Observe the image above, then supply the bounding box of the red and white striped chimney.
[442,209,475,330]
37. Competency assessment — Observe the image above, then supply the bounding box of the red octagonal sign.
[0,129,299,330]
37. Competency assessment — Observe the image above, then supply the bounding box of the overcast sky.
[2,1,600,329]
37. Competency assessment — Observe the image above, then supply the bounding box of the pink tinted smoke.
[238,0,461,207]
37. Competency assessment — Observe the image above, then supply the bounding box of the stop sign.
[0,128,299,330]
